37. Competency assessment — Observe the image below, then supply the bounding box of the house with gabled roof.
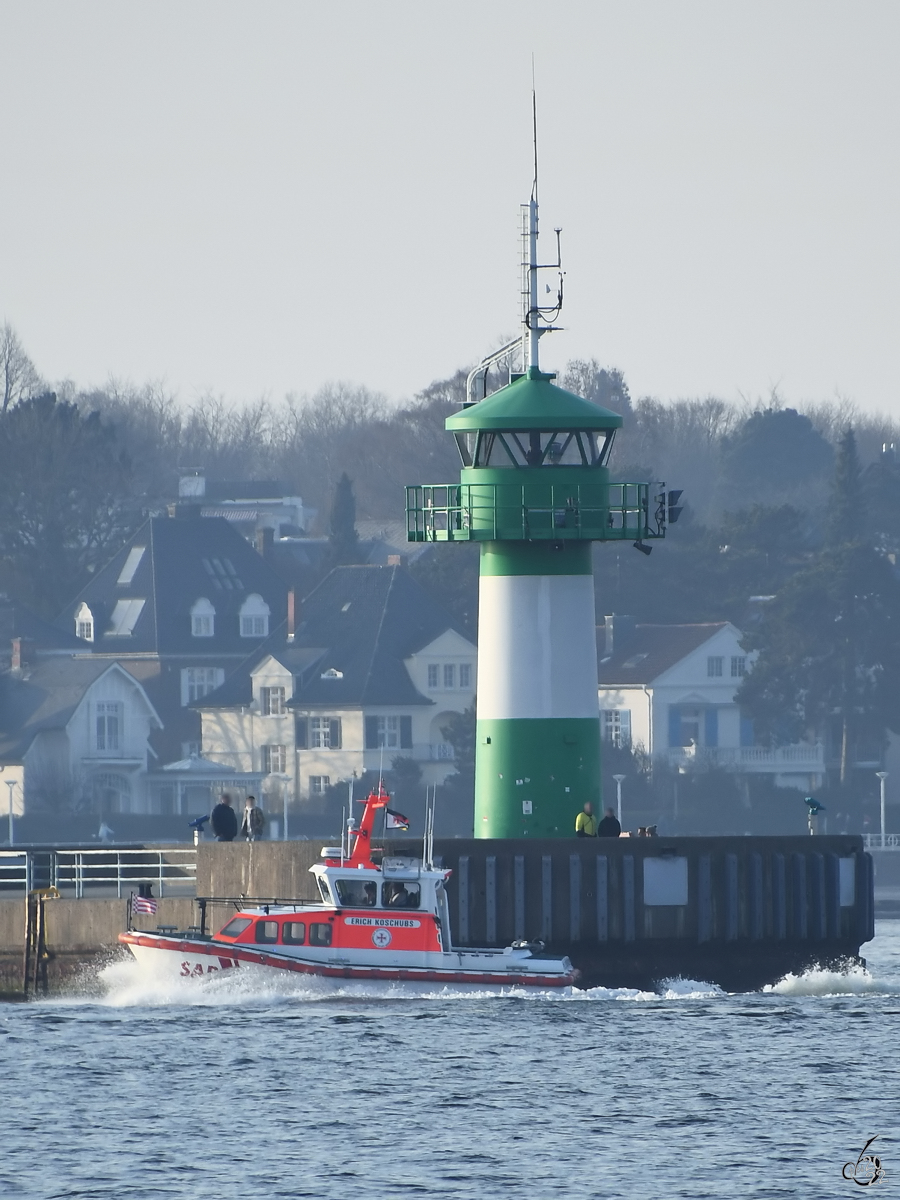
[54,510,289,766]
[0,657,162,816]
[196,564,476,807]
[597,614,824,791]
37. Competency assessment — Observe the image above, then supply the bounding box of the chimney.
[11,637,34,672]
[287,588,296,642]
[604,614,636,657]
[255,527,275,559]
[166,502,203,520]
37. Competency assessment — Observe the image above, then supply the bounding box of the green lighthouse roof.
[446,367,623,433]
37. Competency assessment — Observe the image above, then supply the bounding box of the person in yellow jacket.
[575,801,598,838]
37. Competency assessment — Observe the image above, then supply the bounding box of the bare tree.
[0,321,41,412]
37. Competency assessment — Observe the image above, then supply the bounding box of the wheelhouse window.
[471,429,613,468]
[218,917,252,938]
[335,878,378,907]
[383,881,421,909]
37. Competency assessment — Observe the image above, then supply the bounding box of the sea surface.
[1,923,898,1200]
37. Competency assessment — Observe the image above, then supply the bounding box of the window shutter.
[400,715,413,749]
[295,717,308,749]
[668,707,681,748]
[704,708,718,748]
[365,716,378,750]
[330,719,342,750]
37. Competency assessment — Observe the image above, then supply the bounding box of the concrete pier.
[0,834,875,995]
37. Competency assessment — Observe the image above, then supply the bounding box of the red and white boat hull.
[119,931,577,989]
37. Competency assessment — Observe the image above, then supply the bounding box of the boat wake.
[763,962,890,996]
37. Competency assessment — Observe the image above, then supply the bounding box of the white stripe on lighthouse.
[477,573,599,721]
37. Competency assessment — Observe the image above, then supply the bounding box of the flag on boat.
[385,808,410,831]
[132,895,158,915]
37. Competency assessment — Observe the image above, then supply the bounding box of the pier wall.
[198,833,873,990]
[0,835,875,995]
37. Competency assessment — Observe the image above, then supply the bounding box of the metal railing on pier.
[0,847,197,897]
[864,834,900,851]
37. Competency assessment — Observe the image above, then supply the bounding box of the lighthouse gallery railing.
[406,481,661,542]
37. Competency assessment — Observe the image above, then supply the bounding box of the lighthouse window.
[473,430,612,468]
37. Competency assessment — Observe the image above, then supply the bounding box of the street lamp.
[612,774,626,828]
[876,771,888,849]
[277,774,293,842]
[6,779,15,846]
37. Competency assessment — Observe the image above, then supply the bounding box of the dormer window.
[240,594,270,638]
[75,602,94,643]
[191,597,216,638]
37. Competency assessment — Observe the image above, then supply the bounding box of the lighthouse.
[407,138,674,838]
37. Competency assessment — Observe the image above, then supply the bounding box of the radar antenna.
[522,84,564,372]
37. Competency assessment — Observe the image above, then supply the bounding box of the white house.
[197,565,476,805]
[0,658,163,815]
[597,615,824,791]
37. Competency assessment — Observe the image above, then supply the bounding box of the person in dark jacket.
[597,806,622,838]
[211,793,238,842]
[240,795,265,841]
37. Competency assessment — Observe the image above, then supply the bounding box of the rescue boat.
[119,784,577,989]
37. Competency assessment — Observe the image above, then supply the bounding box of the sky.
[2,2,899,416]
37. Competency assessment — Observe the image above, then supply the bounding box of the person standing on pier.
[241,795,265,841]
[211,793,238,842]
[575,802,598,838]
[597,807,622,838]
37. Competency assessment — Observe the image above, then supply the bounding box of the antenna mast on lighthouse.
[522,87,564,374]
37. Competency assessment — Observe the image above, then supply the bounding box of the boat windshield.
[334,878,378,908]
[316,876,333,904]
[383,881,421,909]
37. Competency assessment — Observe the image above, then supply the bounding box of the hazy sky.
[2,2,899,415]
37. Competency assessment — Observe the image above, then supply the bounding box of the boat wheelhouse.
[120,784,577,988]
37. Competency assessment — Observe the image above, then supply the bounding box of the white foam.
[763,963,890,996]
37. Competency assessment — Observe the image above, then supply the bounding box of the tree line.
[4,323,900,822]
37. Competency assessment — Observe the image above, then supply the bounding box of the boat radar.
[406,101,682,838]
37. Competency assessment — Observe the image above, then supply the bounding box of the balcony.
[664,744,825,774]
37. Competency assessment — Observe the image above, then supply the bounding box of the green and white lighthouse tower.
[407,147,673,838]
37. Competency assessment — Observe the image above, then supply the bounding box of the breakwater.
[0,834,875,994]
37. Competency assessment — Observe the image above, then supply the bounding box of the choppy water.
[2,924,898,1200]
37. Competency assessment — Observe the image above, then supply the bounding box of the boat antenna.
[521,78,564,374]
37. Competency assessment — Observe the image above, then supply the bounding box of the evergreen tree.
[328,472,361,565]
[830,426,864,536]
